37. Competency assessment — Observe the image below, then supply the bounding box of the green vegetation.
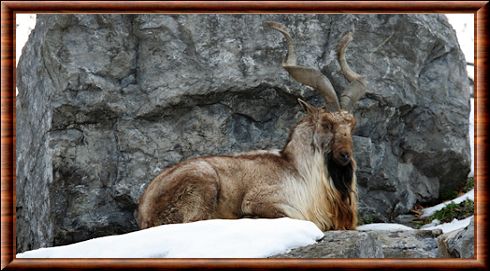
[411,177,474,229]
[358,213,376,225]
[413,199,474,229]
[463,177,474,192]
[430,199,474,223]
[411,219,428,229]
[440,190,458,201]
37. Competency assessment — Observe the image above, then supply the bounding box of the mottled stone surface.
[271,231,383,258]
[373,229,443,258]
[272,229,445,258]
[438,218,474,258]
[16,14,470,251]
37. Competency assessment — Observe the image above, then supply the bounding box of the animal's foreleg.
[242,201,287,218]
[241,188,287,218]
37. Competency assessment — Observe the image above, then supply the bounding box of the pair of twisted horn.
[264,21,367,112]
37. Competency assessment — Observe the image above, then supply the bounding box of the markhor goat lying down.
[137,21,367,231]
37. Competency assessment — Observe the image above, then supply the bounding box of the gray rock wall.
[438,218,474,258]
[16,14,470,252]
[272,227,474,258]
[271,229,443,258]
[271,231,384,258]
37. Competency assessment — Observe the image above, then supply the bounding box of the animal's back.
[136,151,294,228]
[137,159,221,228]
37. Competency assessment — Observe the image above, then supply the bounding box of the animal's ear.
[297,98,317,114]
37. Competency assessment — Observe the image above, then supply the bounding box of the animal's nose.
[340,152,350,162]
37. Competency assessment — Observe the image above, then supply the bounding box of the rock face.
[16,14,470,251]
[374,229,442,258]
[272,229,462,258]
[271,231,384,258]
[438,218,475,258]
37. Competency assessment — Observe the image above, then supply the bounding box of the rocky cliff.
[16,14,470,252]
[272,224,474,258]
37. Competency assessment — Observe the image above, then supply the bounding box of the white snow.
[16,218,323,258]
[421,189,474,218]
[16,14,36,66]
[357,216,473,234]
[420,216,473,233]
[446,14,474,67]
[356,223,414,231]
[15,14,36,96]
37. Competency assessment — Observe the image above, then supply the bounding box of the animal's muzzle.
[338,151,351,165]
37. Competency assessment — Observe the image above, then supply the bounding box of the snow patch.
[421,189,474,218]
[16,14,36,66]
[446,14,474,66]
[421,216,473,233]
[16,218,323,258]
[357,223,414,231]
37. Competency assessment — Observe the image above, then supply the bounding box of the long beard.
[326,153,354,204]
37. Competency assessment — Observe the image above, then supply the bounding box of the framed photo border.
[1,1,488,270]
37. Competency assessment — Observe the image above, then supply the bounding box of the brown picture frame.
[1,1,488,270]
